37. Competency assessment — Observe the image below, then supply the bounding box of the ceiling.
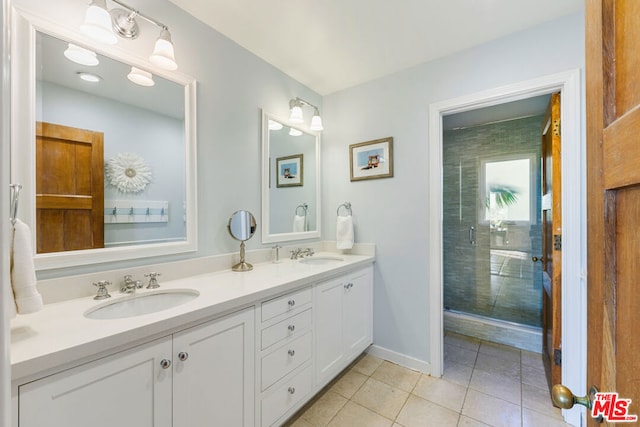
[168,0,582,95]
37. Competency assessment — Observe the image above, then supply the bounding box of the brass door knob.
[552,384,598,410]
[532,256,545,263]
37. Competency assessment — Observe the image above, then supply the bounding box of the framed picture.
[349,137,394,181]
[276,154,304,187]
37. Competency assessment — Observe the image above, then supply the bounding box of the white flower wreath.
[105,153,152,193]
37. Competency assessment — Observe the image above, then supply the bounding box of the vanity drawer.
[262,332,312,390]
[261,287,312,322]
[261,364,313,427]
[262,308,312,350]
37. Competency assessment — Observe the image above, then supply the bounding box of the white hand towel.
[10,219,43,315]
[336,215,354,250]
[293,215,306,232]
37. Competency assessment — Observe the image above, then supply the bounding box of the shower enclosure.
[442,115,543,330]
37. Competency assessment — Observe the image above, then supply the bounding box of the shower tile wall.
[443,116,543,328]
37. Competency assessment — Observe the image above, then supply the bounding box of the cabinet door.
[343,267,373,359]
[19,337,172,427]
[314,277,346,386]
[173,308,255,427]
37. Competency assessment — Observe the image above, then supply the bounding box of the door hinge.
[554,348,562,366]
[553,234,562,251]
[553,119,561,136]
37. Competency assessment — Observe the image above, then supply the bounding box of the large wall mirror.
[261,111,321,243]
[11,10,197,270]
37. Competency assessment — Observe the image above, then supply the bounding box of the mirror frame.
[261,110,321,243]
[11,9,198,270]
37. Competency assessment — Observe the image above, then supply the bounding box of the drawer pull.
[160,359,172,369]
[288,299,296,307]
[288,324,296,332]
[178,352,189,362]
[288,387,296,395]
[288,349,296,357]
[344,282,354,290]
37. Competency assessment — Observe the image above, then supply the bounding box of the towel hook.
[10,184,22,225]
[295,203,308,216]
[337,202,352,217]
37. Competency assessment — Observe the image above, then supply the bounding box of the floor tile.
[412,374,467,412]
[330,369,368,399]
[522,408,573,427]
[444,343,478,368]
[457,415,492,426]
[327,402,393,427]
[352,354,384,376]
[444,332,481,352]
[462,389,522,427]
[285,417,314,427]
[521,363,548,391]
[443,360,473,387]
[371,361,421,392]
[351,377,409,420]
[300,391,348,426]
[478,340,521,363]
[521,383,562,419]
[474,352,521,380]
[468,368,521,405]
[521,350,544,370]
[396,395,459,427]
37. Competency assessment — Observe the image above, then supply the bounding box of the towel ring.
[10,183,22,225]
[337,202,352,217]
[296,203,308,216]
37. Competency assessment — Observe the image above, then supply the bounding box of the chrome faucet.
[120,275,143,293]
[290,248,314,259]
[145,272,161,289]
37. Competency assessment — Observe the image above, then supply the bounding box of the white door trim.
[427,69,585,426]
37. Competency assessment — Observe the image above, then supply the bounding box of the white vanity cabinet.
[314,266,373,387]
[258,287,314,427]
[16,307,254,427]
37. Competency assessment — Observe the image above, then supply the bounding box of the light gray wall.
[321,12,585,365]
[15,0,322,278]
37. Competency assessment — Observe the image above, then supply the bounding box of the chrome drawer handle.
[288,324,295,332]
[178,352,189,362]
[288,387,296,395]
[160,359,172,369]
[344,282,353,289]
[288,299,296,307]
[288,349,295,357]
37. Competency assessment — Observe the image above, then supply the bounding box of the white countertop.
[10,253,374,381]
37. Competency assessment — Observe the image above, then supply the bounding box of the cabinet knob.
[288,349,296,357]
[160,359,172,369]
[288,324,296,332]
[178,352,189,362]
[288,387,296,395]
[288,299,296,307]
[344,282,353,290]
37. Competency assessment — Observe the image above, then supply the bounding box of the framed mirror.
[11,10,197,270]
[261,110,321,243]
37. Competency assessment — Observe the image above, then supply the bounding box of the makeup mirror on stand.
[228,210,257,271]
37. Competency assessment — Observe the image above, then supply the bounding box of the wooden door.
[541,93,562,391]
[585,0,640,424]
[36,122,104,253]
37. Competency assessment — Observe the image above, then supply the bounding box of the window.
[481,156,534,226]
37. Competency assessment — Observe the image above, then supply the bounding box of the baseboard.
[366,345,431,374]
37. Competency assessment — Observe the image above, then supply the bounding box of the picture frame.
[349,137,394,181]
[276,154,304,187]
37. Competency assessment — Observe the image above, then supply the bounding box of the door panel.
[541,93,562,390]
[35,122,104,253]
[586,0,640,425]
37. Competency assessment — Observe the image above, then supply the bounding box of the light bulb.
[64,44,99,66]
[150,28,178,70]
[127,67,155,86]
[80,0,117,45]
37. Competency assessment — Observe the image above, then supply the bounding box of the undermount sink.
[298,255,344,265]
[85,289,199,320]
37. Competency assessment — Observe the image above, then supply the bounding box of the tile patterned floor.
[284,332,572,427]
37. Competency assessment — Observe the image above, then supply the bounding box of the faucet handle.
[145,272,161,289]
[93,280,112,300]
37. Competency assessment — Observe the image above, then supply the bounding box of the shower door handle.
[469,226,476,245]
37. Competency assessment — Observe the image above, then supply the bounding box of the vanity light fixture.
[80,0,179,70]
[127,67,155,86]
[77,72,102,83]
[268,120,283,130]
[64,43,99,66]
[289,127,303,137]
[288,97,324,131]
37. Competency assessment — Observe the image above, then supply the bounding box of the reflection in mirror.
[261,111,321,243]
[11,12,197,270]
[227,210,257,272]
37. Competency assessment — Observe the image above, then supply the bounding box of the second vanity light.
[289,97,324,132]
